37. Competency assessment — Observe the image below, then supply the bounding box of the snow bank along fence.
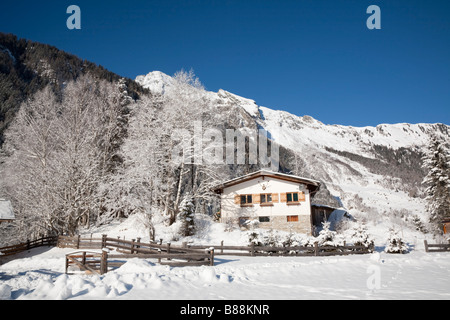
[59,235,215,274]
[0,236,57,257]
[424,240,450,253]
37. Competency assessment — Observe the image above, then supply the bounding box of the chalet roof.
[213,170,321,194]
[0,200,15,221]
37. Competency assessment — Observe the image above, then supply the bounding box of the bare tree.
[2,75,128,238]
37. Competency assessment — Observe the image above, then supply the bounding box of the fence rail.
[0,236,57,257]
[424,240,450,253]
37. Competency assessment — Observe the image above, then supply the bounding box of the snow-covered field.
[1,215,449,301]
[1,246,449,300]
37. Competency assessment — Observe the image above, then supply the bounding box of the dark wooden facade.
[311,204,336,227]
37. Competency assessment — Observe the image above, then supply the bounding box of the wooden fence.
[185,240,374,257]
[58,235,374,257]
[424,240,450,253]
[2,234,375,275]
[59,235,215,274]
[65,250,108,275]
[0,236,57,257]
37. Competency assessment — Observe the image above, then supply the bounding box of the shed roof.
[0,200,15,221]
[213,170,321,194]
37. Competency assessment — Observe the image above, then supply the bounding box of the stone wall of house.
[224,215,312,235]
[257,216,312,235]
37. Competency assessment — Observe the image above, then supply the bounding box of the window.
[286,192,299,203]
[260,193,273,205]
[259,216,270,223]
[287,215,299,222]
[240,194,253,206]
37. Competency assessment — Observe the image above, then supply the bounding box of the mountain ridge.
[136,70,450,220]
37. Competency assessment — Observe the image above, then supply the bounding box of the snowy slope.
[135,71,449,222]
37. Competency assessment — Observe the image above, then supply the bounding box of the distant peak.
[135,71,174,93]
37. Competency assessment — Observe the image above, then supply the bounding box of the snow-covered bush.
[345,221,374,250]
[385,228,409,254]
[409,214,428,234]
[246,229,312,250]
[316,221,344,246]
[262,229,281,247]
[247,230,262,246]
[282,231,298,247]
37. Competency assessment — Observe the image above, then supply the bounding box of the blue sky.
[1,0,449,126]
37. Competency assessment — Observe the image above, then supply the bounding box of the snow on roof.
[0,200,15,221]
[214,169,321,193]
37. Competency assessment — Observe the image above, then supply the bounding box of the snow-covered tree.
[316,221,342,246]
[177,193,196,237]
[385,227,409,254]
[422,136,450,234]
[262,229,281,247]
[2,76,128,239]
[346,221,374,250]
[114,69,226,234]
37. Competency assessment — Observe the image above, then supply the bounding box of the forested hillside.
[0,32,147,145]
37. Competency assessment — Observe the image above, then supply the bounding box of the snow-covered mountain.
[135,71,175,95]
[136,71,449,221]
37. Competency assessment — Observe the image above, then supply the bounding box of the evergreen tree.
[347,221,374,250]
[385,228,409,254]
[177,193,196,237]
[422,137,450,234]
[317,221,342,246]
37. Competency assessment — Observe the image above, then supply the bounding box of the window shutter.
[299,192,306,202]
[272,193,279,202]
[253,194,260,204]
[280,193,287,202]
[234,195,240,204]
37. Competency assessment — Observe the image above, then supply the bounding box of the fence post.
[314,242,319,256]
[76,235,80,249]
[221,240,224,254]
[102,234,107,249]
[251,243,255,257]
[167,242,171,261]
[100,249,108,275]
[424,240,429,253]
[131,239,136,254]
[210,249,215,266]
[136,237,141,252]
